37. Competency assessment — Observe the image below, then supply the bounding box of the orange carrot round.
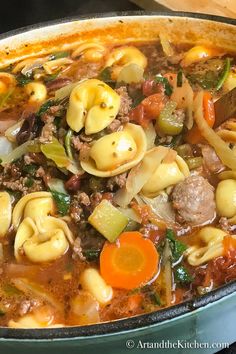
[185,91,215,144]
[223,235,236,258]
[100,232,159,290]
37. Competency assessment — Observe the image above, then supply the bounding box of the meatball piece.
[172,175,216,226]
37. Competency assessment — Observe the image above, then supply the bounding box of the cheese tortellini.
[0,191,12,237]
[105,46,147,80]
[8,306,63,328]
[14,216,71,263]
[81,123,147,177]
[141,154,190,197]
[71,42,107,62]
[216,179,236,218]
[13,192,73,263]
[25,82,47,103]
[12,192,54,228]
[0,72,16,94]
[66,79,120,134]
[186,227,227,266]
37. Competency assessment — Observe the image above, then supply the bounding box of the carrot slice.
[100,231,159,290]
[185,91,215,144]
[223,235,236,258]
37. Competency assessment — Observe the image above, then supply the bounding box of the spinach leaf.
[98,67,112,82]
[44,71,60,83]
[51,190,70,216]
[177,69,183,87]
[3,284,22,296]
[16,73,32,86]
[166,229,187,263]
[155,75,173,96]
[215,57,231,91]
[149,292,162,306]
[22,164,38,176]
[37,99,59,117]
[131,92,145,108]
[24,177,34,188]
[83,249,100,261]
[174,265,193,284]
[49,51,70,60]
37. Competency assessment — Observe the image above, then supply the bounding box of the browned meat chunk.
[172,175,216,226]
[46,78,72,93]
[201,145,225,174]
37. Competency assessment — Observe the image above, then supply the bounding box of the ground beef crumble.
[107,172,127,191]
[106,86,132,132]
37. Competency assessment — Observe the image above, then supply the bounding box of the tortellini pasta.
[0,72,16,94]
[216,179,236,218]
[0,191,12,237]
[8,306,63,328]
[71,42,106,62]
[12,192,54,228]
[181,45,222,67]
[12,192,73,263]
[81,123,147,177]
[66,79,120,134]
[186,227,227,266]
[25,82,47,103]
[105,46,147,80]
[14,216,72,263]
[141,154,190,197]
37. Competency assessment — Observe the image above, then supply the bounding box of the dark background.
[0,1,235,353]
[0,0,140,33]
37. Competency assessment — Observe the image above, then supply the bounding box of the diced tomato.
[129,93,167,128]
[142,79,165,97]
[101,192,113,202]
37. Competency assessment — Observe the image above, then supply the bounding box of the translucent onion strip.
[114,146,169,207]
[194,91,236,170]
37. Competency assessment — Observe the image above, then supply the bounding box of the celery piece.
[156,101,183,136]
[40,137,70,168]
[88,200,128,242]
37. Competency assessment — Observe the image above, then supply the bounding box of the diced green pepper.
[156,101,183,136]
[88,199,129,242]
[175,144,192,159]
[186,157,203,170]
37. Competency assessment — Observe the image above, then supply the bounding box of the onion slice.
[194,91,236,170]
[114,146,169,207]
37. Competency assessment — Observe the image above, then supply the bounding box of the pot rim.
[0,11,236,339]
[0,10,236,41]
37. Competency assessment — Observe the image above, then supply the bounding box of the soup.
[0,36,235,328]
